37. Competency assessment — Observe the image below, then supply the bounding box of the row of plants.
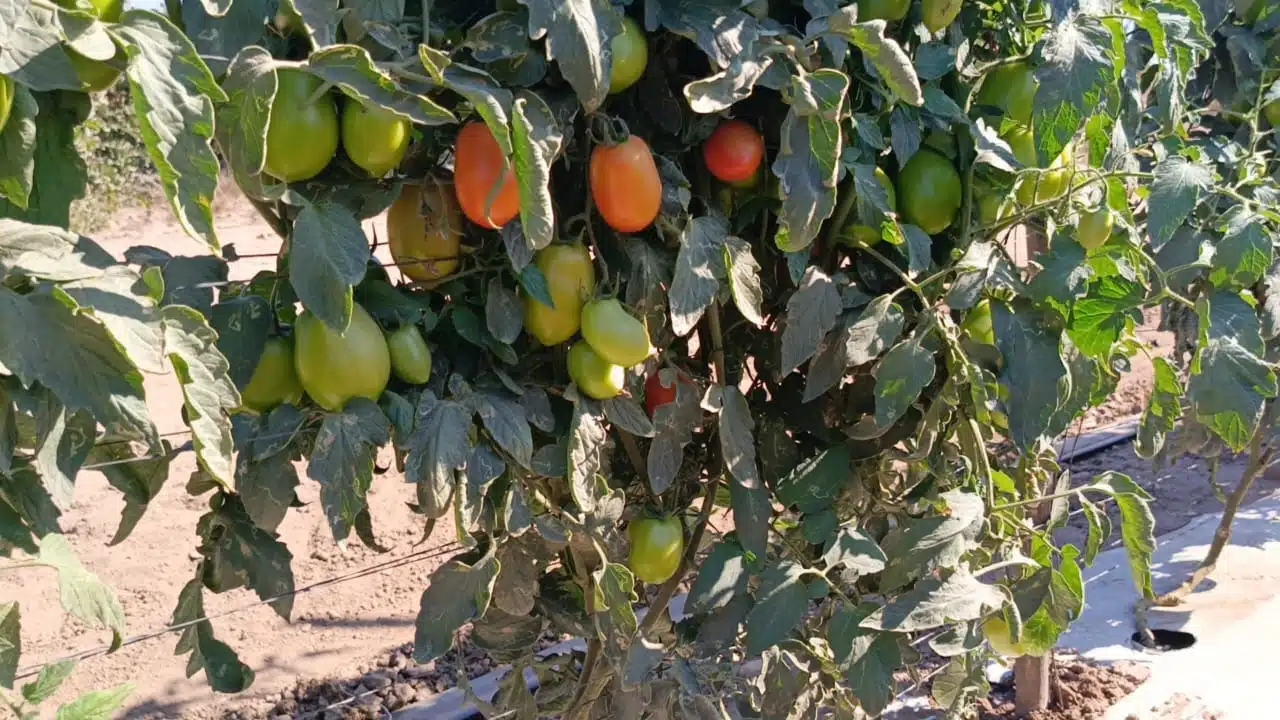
[0,0,1277,717]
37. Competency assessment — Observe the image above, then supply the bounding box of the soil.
[977,657,1151,720]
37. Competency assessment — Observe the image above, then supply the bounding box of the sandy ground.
[3,187,1196,719]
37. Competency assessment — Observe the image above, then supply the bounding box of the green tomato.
[897,149,962,235]
[240,337,304,413]
[58,0,123,22]
[1004,126,1071,206]
[857,0,910,22]
[68,48,122,93]
[294,303,391,412]
[922,0,963,33]
[567,341,626,400]
[264,69,339,183]
[628,516,684,584]
[961,299,995,346]
[0,75,13,136]
[386,325,433,385]
[1077,207,1113,252]
[581,298,653,367]
[524,243,596,346]
[975,62,1038,126]
[840,166,896,246]
[1236,0,1263,23]
[983,617,1030,657]
[342,100,411,178]
[608,16,648,94]
[1265,100,1280,128]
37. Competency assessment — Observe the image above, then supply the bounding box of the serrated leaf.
[720,386,769,562]
[861,571,1001,632]
[648,0,760,69]
[722,236,765,328]
[38,534,125,644]
[873,332,935,428]
[745,561,809,655]
[780,266,842,377]
[841,20,923,106]
[879,491,984,591]
[1067,275,1145,359]
[235,449,297,535]
[467,390,532,468]
[647,373,701,495]
[772,70,848,251]
[775,445,851,513]
[0,85,37,208]
[947,241,1023,309]
[511,89,562,248]
[669,215,729,337]
[113,12,227,251]
[592,561,638,662]
[828,602,900,715]
[1188,335,1276,452]
[210,296,272,389]
[214,47,276,192]
[458,444,506,533]
[405,392,472,519]
[198,495,295,619]
[290,201,368,332]
[1136,356,1183,459]
[1030,15,1114,166]
[0,602,17,689]
[686,540,748,615]
[568,396,606,512]
[993,303,1067,451]
[26,388,95,511]
[171,579,254,693]
[91,441,175,544]
[414,551,499,662]
[306,44,454,125]
[684,47,776,114]
[22,659,75,704]
[54,683,134,720]
[162,306,238,486]
[308,398,391,542]
[1211,212,1272,289]
[822,526,887,575]
[64,266,165,375]
[1088,472,1156,598]
[803,295,904,402]
[1028,232,1092,309]
[520,0,620,112]
[1146,158,1213,250]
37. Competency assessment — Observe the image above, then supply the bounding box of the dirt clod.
[976,657,1151,719]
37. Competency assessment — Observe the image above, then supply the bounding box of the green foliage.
[2,0,1279,717]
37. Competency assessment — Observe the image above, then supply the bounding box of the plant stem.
[990,487,1085,512]
[248,197,289,240]
[860,244,924,302]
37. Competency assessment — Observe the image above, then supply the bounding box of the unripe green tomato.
[961,299,995,346]
[608,17,648,94]
[922,0,963,33]
[0,75,13,136]
[1077,207,1113,252]
[294,304,391,412]
[983,617,1030,657]
[57,0,123,22]
[1265,100,1280,128]
[264,69,339,183]
[975,62,1038,126]
[1236,0,1263,23]
[567,341,626,400]
[897,149,962,235]
[1004,126,1071,206]
[524,243,595,346]
[580,298,653,368]
[342,100,411,178]
[840,167,896,246]
[628,516,684,584]
[386,325,433,385]
[857,0,910,22]
[68,49,122,93]
[240,337,304,413]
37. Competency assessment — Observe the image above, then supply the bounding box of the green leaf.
[873,331,936,428]
[592,561,638,662]
[669,215,730,337]
[745,561,809,655]
[0,602,17,689]
[113,11,227,251]
[993,302,1067,451]
[878,491,984,591]
[210,296,272,389]
[162,306,238,486]
[647,372,701,495]
[25,388,95,511]
[772,70,848,251]
[307,398,391,542]
[414,550,499,662]
[780,266,842,377]
[0,85,36,208]
[290,200,368,332]
[466,390,533,469]
[404,392,473,519]
[861,571,1002,632]
[1031,15,1115,165]
[485,280,523,345]
[236,447,299,535]
[720,386,770,562]
[54,683,134,720]
[1211,212,1272,289]
[198,495,295,619]
[602,396,655,438]
[22,659,75,704]
[0,91,90,237]
[511,89,563,249]
[38,534,125,644]
[1088,473,1156,598]
[1028,232,1092,309]
[123,246,227,316]
[0,220,114,282]
[1067,274,1145,359]
[828,602,901,715]
[930,653,988,712]
[215,47,277,194]
[436,62,514,155]
[64,266,166,375]
[947,241,1024,309]
[176,0,274,59]
[90,440,175,545]
[822,525,888,575]
[776,444,851,513]
[837,18,923,106]
[1146,157,1213,250]
[567,396,607,511]
[519,0,621,112]
[306,45,455,125]
[803,295,905,402]
[684,46,777,114]
[686,540,749,615]
[1136,357,1183,459]
[1188,335,1276,451]
[0,463,61,539]
[648,0,760,69]
[171,578,254,693]
[0,286,152,440]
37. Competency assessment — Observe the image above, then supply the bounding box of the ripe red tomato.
[703,120,765,184]
[644,370,687,418]
[454,121,520,229]
[590,135,662,233]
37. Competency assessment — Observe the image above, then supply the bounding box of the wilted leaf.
[568,397,607,512]
[772,70,848,251]
[307,399,391,542]
[780,266,842,377]
[520,0,621,112]
[162,306,238,486]
[669,215,730,337]
[1136,357,1183,459]
[171,579,254,693]
[511,89,563,248]
[405,392,472,518]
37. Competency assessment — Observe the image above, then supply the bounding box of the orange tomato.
[703,120,765,184]
[590,135,662,233]
[454,121,519,229]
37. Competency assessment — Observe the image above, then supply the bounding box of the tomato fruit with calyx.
[342,100,410,178]
[524,244,596,346]
[294,304,391,412]
[704,120,765,184]
[264,69,339,182]
[1077,206,1113,252]
[386,325,433,384]
[240,337,304,413]
[567,341,626,400]
[922,0,963,32]
[388,179,462,286]
[857,0,910,22]
[628,516,684,584]
[454,121,519,228]
[581,298,653,367]
[0,76,13,136]
[983,617,1032,657]
[609,16,648,94]
[590,135,662,233]
[840,167,896,246]
[975,62,1038,126]
[897,149,962,235]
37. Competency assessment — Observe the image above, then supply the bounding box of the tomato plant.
[1,0,1275,718]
